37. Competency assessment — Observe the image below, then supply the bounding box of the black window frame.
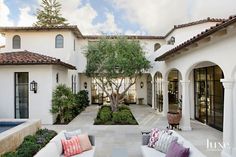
[14,72,29,119]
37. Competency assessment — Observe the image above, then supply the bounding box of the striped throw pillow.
[61,136,82,157]
[154,132,178,153]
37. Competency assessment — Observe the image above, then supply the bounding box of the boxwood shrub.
[2,129,57,157]
[94,105,138,125]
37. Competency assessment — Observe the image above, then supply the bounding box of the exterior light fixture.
[30,80,38,93]
[56,73,59,83]
[84,82,87,89]
[168,36,175,45]
[140,81,144,88]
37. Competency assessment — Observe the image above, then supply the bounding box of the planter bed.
[94,105,138,125]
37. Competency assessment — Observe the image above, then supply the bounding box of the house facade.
[0,16,236,157]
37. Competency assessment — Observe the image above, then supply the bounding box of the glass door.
[15,72,29,119]
[194,66,224,131]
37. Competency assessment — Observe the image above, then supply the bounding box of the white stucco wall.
[0,65,53,124]
[0,65,69,124]
[151,24,236,119]
[2,31,75,64]
[166,22,220,45]
[136,74,148,104]
[79,74,92,102]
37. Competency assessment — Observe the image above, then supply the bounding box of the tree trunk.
[110,93,119,112]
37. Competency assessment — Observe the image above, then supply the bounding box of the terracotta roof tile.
[0,50,76,69]
[164,17,225,38]
[155,15,236,61]
[0,25,83,39]
[84,35,164,40]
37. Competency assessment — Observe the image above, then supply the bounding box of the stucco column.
[180,80,192,131]
[151,80,155,109]
[221,79,234,157]
[162,80,168,116]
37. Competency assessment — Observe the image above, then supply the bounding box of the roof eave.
[155,16,236,62]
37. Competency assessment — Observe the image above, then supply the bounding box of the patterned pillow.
[148,128,160,147]
[61,136,82,157]
[154,132,178,153]
[64,129,81,140]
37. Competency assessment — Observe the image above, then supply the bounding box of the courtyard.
[43,104,222,157]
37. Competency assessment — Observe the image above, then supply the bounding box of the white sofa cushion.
[141,146,165,157]
[141,130,206,157]
[50,130,66,155]
[34,142,60,157]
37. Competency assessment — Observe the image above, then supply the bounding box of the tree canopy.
[85,37,151,111]
[34,0,68,27]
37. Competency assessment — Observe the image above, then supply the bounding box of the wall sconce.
[30,80,38,93]
[140,81,144,88]
[56,73,59,83]
[84,82,87,89]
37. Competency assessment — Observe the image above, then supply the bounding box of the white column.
[221,79,234,157]
[162,80,168,116]
[180,80,192,131]
[151,80,155,109]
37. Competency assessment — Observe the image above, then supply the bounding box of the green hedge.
[2,129,57,157]
[94,105,138,125]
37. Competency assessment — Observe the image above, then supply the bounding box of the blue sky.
[1,0,146,35]
[1,0,236,37]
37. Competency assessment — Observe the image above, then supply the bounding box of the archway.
[187,61,224,131]
[167,69,182,112]
[154,72,163,112]
[147,74,152,106]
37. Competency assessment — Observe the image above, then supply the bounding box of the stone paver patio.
[43,104,222,157]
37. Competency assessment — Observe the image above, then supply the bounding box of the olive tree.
[85,37,151,112]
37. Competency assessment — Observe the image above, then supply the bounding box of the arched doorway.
[192,63,224,131]
[154,72,163,112]
[168,69,182,112]
[147,74,152,106]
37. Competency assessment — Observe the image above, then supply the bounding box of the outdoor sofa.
[34,130,95,157]
[141,130,206,157]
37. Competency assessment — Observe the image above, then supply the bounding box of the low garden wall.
[0,119,41,155]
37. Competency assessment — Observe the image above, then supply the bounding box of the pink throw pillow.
[77,134,92,151]
[61,136,82,157]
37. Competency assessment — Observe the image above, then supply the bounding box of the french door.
[15,72,29,119]
[194,66,224,131]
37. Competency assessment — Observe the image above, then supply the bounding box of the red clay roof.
[0,50,76,69]
[0,18,224,40]
[0,25,83,39]
[164,17,225,37]
[155,15,236,61]
[84,35,165,40]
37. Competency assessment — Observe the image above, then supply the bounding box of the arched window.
[154,43,161,51]
[13,35,21,49]
[55,34,64,48]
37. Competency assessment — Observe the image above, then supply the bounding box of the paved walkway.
[43,104,222,157]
